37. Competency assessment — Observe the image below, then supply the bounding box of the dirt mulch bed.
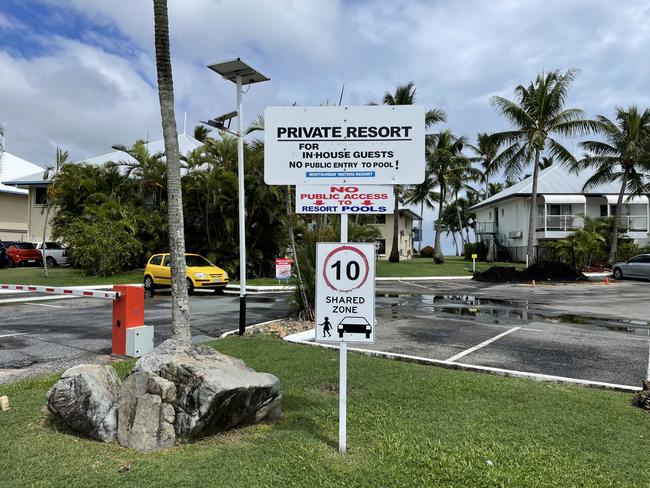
[247,318,314,338]
[473,262,587,283]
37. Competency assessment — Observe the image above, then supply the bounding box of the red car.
[4,241,43,267]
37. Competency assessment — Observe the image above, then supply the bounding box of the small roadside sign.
[315,243,375,343]
[275,258,293,280]
[471,253,478,259]
[295,184,394,214]
[264,105,425,185]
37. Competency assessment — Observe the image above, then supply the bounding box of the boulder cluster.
[45,340,281,451]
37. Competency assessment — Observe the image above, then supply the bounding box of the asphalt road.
[0,290,290,384]
[367,279,650,387]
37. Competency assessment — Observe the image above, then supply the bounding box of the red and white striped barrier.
[0,284,120,300]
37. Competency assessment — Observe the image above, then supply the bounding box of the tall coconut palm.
[153,0,190,341]
[467,133,500,195]
[573,106,650,264]
[490,69,594,264]
[111,141,167,207]
[403,167,439,253]
[427,130,469,263]
[41,147,69,277]
[382,81,446,262]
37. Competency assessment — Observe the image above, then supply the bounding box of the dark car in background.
[3,241,43,267]
[0,241,9,269]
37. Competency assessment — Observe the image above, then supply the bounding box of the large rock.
[46,364,121,442]
[133,339,281,440]
[117,371,177,451]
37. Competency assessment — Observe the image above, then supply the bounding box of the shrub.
[419,245,434,258]
[56,215,142,276]
[463,242,477,260]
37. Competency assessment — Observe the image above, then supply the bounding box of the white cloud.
[3,0,650,168]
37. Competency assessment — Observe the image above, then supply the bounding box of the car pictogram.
[337,316,372,339]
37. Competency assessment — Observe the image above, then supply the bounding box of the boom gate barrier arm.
[0,283,152,357]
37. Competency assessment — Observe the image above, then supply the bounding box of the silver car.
[612,254,650,280]
[33,241,69,267]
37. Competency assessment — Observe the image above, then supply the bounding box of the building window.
[600,205,608,217]
[374,215,386,224]
[375,239,386,255]
[34,187,48,205]
[501,208,505,216]
[412,228,421,242]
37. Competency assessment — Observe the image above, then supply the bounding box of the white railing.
[536,215,581,232]
[475,222,497,234]
[619,215,648,231]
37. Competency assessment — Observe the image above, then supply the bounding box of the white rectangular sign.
[295,184,394,214]
[264,105,425,185]
[315,242,375,343]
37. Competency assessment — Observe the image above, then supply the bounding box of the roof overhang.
[399,208,421,220]
[542,194,586,204]
[604,195,649,205]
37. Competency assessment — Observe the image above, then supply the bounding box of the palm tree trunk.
[41,203,51,277]
[419,200,424,253]
[389,186,400,262]
[455,190,465,247]
[153,0,190,341]
[286,186,311,319]
[452,231,459,256]
[608,169,629,265]
[433,190,445,264]
[526,149,541,265]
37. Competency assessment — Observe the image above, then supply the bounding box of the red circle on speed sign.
[322,245,370,292]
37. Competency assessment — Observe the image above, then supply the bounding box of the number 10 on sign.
[315,243,375,343]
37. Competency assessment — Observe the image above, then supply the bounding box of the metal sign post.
[315,228,375,454]
[339,213,348,454]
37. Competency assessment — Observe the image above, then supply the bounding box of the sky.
[1,0,649,250]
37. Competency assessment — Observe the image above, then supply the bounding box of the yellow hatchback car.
[144,253,229,294]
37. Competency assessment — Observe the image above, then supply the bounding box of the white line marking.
[444,327,521,363]
[29,303,65,308]
[0,295,78,305]
[0,332,30,339]
[282,330,641,393]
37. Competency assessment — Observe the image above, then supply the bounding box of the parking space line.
[29,303,65,308]
[444,327,521,363]
[0,332,31,339]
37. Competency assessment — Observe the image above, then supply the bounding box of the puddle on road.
[377,293,650,335]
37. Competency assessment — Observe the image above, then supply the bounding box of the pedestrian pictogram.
[315,242,375,343]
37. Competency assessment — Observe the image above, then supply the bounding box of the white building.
[471,164,650,258]
[0,151,45,241]
[3,134,202,241]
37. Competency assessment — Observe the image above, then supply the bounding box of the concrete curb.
[283,328,641,393]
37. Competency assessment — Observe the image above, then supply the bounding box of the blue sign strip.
[306,171,376,178]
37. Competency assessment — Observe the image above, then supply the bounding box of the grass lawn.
[0,266,143,287]
[377,255,525,277]
[1,335,648,487]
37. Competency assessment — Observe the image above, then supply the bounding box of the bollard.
[111,285,145,356]
[605,277,610,285]
[532,280,536,288]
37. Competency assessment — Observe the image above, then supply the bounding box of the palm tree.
[427,130,469,263]
[490,69,594,264]
[573,106,650,264]
[153,0,190,341]
[467,133,500,195]
[41,147,69,277]
[403,167,439,253]
[193,125,210,143]
[110,141,167,207]
[382,81,446,262]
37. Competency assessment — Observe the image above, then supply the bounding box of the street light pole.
[236,74,246,335]
[206,59,269,336]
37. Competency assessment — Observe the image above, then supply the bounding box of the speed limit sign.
[315,242,375,343]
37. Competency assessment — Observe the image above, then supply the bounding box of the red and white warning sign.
[315,242,375,343]
[295,185,394,214]
[275,258,293,280]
